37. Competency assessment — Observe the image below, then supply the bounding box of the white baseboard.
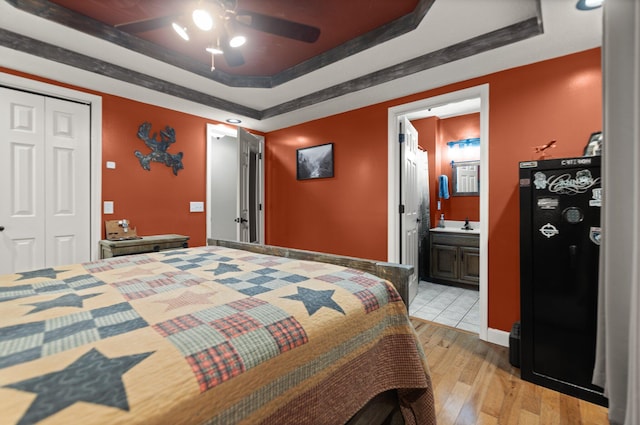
[487,328,510,347]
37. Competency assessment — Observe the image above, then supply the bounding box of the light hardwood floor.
[411,318,609,425]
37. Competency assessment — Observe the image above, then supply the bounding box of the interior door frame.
[387,84,491,343]
[0,71,103,261]
[206,123,265,244]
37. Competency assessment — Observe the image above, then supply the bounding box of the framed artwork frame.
[296,143,334,180]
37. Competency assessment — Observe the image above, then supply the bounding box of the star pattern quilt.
[0,246,435,425]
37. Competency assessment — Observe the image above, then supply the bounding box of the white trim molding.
[388,84,490,342]
[487,328,510,347]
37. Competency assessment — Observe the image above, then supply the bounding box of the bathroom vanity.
[429,222,479,287]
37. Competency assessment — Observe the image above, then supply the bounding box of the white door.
[0,88,91,274]
[44,97,91,267]
[400,116,420,305]
[207,125,264,244]
[208,135,239,241]
[237,128,262,243]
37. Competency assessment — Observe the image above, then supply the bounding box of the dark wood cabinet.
[429,232,479,287]
[459,246,480,282]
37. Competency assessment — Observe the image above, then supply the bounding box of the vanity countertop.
[430,220,480,234]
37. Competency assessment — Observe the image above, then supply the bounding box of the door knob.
[0,226,4,231]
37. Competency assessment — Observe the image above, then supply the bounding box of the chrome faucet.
[462,217,473,230]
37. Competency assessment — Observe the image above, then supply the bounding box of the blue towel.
[438,174,450,199]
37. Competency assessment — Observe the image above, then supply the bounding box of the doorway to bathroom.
[387,84,489,341]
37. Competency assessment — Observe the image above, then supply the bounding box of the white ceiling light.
[206,45,224,55]
[225,20,246,48]
[171,22,189,41]
[192,9,214,31]
[229,35,246,48]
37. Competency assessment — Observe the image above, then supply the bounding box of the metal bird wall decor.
[134,122,184,175]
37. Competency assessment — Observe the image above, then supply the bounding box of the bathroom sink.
[430,220,480,234]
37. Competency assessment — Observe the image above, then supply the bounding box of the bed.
[0,239,435,425]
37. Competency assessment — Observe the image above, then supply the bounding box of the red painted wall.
[265,48,602,331]
[265,110,389,260]
[101,97,212,247]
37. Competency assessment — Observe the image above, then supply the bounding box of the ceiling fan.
[114,0,321,69]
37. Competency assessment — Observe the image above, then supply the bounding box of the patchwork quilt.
[0,246,435,425]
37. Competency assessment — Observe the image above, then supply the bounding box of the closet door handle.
[0,226,4,232]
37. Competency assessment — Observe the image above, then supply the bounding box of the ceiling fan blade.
[235,12,320,43]
[115,15,180,33]
[221,33,245,67]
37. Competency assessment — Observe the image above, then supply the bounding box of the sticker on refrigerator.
[533,172,548,190]
[547,169,601,195]
[590,227,602,245]
[590,188,602,207]
[539,223,559,239]
[537,197,559,210]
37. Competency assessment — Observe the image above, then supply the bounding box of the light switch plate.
[104,201,114,214]
[106,161,116,169]
[190,201,204,212]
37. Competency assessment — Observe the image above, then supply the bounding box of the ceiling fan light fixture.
[171,22,189,41]
[193,8,214,30]
[206,45,224,55]
[229,35,246,48]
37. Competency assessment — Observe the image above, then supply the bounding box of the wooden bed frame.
[207,239,413,425]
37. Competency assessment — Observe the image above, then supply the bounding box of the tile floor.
[409,281,479,333]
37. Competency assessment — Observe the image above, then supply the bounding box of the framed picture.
[297,143,334,180]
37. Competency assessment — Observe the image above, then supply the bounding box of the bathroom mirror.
[451,160,480,196]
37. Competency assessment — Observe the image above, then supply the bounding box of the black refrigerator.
[519,156,607,407]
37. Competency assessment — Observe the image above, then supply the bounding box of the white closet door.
[0,88,90,274]
[44,97,91,267]
[0,88,46,274]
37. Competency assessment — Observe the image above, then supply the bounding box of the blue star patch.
[206,263,242,276]
[16,268,69,281]
[5,348,153,424]
[23,293,102,315]
[282,287,345,316]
